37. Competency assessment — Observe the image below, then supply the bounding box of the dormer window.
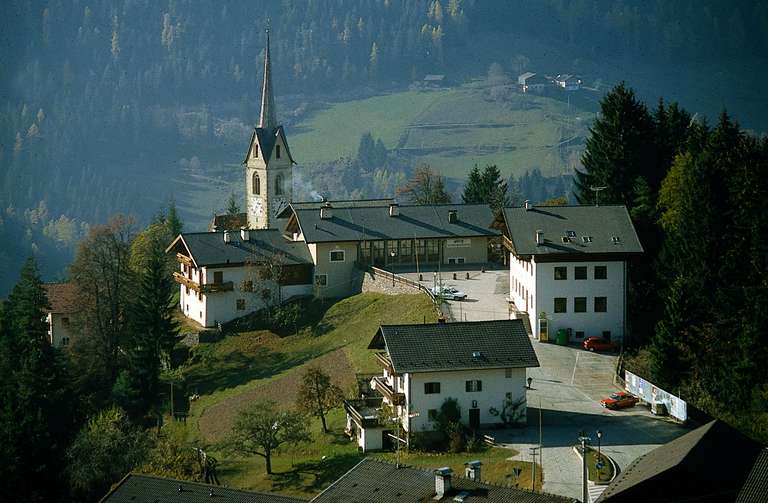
[252,173,260,195]
[276,144,281,159]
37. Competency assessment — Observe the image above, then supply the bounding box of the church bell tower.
[244,30,294,229]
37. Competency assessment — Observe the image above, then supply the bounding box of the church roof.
[243,125,295,165]
[259,30,277,131]
[166,230,312,268]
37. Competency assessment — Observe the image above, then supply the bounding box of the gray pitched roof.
[166,229,312,268]
[596,420,764,503]
[502,205,643,257]
[99,474,305,503]
[369,320,539,374]
[311,458,572,503]
[736,449,768,503]
[293,203,499,244]
[244,125,295,165]
[277,199,395,218]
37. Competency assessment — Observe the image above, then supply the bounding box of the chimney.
[240,227,250,241]
[448,209,458,223]
[535,229,544,246]
[524,200,531,210]
[223,230,232,244]
[464,460,482,482]
[434,467,452,498]
[437,315,447,324]
[389,202,400,217]
[320,201,333,220]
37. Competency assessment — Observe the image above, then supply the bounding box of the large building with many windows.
[497,203,643,344]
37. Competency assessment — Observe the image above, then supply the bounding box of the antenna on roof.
[589,186,607,207]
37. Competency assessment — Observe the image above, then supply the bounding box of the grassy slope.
[182,293,438,498]
[289,84,592,181]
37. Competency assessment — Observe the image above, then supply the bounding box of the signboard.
[624,370,687,422]
[446,238,471,248]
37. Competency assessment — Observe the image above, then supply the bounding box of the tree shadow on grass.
[270,452,365,493]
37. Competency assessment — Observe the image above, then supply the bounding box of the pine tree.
[461,164,509,210]
[166,197,183,236]
[0,257,72,502]
[461,165,484,204]
[226,192,241,216]
[574,83,654,207]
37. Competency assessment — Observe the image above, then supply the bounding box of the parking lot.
[490,341,688,500]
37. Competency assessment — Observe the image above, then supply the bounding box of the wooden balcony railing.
[173,272,233,294]
[501,235,514,252]
[344,397,383,428]
[375,352,394,373]
[176,253,193,266]
[371,376,405,406]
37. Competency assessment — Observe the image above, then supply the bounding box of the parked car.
[430,286,467,300]
[583,336,618,352]
[601,391,639,410]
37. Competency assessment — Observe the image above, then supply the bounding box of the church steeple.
[258,29,277,130]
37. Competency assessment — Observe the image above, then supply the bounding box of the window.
[595,297,607,312]
[465,380,482,392]
[198,291,202,301]
[275,174,284,195]
[428,409,438,421]
[582,236,593,243]
[602,331,612,341]
[276,144,281,159]
[399,239,413,260]
[505,368,514,378]
[424,382,441,394]
[252,172,260,194]
[62,337,70,346]
[330,250,345,262]
[554,297,567,313]
[595,266,607,280]
[574,297,587,313]
[314,274,327,286]
[213,271,223,284]
[575,331,585,339]
[242,280,253,292]
[252,144,259,158]
[575,266,587,280]
[62,317,70,327]
[236,299,246,310]
[554,266,567,280]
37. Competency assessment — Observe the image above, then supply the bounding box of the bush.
[446,421,466,453]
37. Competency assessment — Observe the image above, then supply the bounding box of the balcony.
[173,272,233,294]
[344,397,383,428]
[375,352,394,373]
[176,253,193,266]
[501,235,514,252]
[371,376,405,406]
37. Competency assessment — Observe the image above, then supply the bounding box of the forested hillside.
[1,0,766,293]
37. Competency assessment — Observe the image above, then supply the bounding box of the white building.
[43,282,79,349]
[166,228,313,328]
[499,204,644,344]
[345,320,539,452]
[554,74,581,91]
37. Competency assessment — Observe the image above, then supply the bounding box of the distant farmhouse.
[495,203,643,344]
[43,282,79,349]
[554,74,581,91]
[518,72,551,94]
[345,320,539,452]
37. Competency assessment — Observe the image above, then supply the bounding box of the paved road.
[489,342,688,500]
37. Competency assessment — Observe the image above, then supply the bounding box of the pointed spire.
[258,29,277,130]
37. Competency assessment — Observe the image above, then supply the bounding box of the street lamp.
[390,250,397,286]
[577,433,591,503]
[596,429,603,465]
[527,377,533,389]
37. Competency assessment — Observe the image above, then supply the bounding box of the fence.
[624,370,687,423]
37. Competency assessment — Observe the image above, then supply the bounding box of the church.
[166,33,501,328]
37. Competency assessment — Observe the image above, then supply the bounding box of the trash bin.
[556,328,568,345]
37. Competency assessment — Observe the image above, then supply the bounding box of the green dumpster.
[556,328,568,345]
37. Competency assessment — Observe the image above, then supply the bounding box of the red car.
[583,336,618,352]
[601,391,639,410]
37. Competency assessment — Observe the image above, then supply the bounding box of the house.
[423,74,446,87]
[280,201,500,298]
[166,228,313,328]
[497,203,643,344]
[98,473,304,503]
[518,72,551,94]
[554,74,581,91]
[43,282,79,349]
[345,320,539,451]
[312,458,572,503]
[208,212,248,232]
[596,420,765,503]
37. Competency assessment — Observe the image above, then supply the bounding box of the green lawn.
[172,293,438,497]
[290,84,593,181]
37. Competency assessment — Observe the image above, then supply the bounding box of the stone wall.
[359,269,417,296]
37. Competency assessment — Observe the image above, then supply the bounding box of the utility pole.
[529,446,539,491]
[578,434,591,503]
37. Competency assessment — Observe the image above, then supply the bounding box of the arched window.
[275,174,283,195]
[252,172,260,195]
